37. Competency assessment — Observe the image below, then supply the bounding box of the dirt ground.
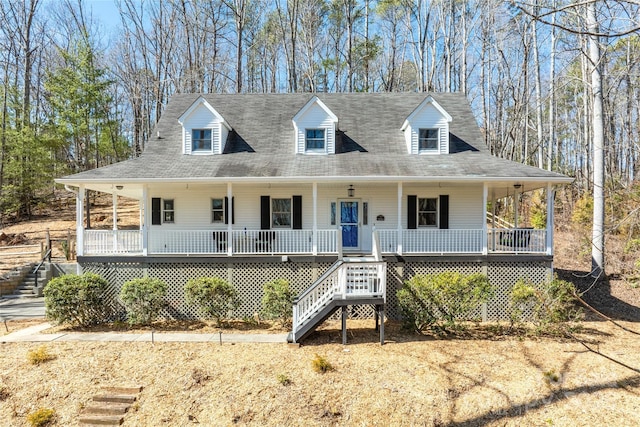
[1,197,640,426]
[0,194,140,276]
[1,319,639,426]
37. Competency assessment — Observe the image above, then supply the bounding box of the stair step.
[78,415,124,426]
[82,403,130,415]
[93,395,137,404]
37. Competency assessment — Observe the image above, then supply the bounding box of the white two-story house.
[57,93,572,340]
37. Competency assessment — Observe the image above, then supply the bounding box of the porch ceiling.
[66,178,567,199]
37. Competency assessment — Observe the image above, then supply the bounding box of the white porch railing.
[403,229,484,254]
[84,230,143,254]
[487,228,547,253]
[83,228,548,256]
[149,230,228,254]
[146,229,339,255]
[292,261,387,341]
[231,229,313,254]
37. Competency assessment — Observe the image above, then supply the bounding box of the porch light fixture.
[116,185,124,190]
[348,185,355,198]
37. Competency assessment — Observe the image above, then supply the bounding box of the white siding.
[182,105,225,155]
[403,184,483,228]
[148,185,228,229]
[147,183,483,231]
[294,103,336,154]
[406,103,450,155]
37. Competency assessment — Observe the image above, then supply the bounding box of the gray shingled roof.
[58,93,572,183]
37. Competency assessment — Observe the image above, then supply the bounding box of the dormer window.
[402,96,452,155]
[305,129,325,151]
[419,129,439,152]
[192,129,212,152]
[292,96,338,154]
[179,97,231,155]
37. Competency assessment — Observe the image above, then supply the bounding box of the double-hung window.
[418,197,437,227]
[163,199,175,223]
[305,129,325,152]
[211,198,224,223]
[272,198,291,228]
[192,129,212,152]
[419,128,439,152]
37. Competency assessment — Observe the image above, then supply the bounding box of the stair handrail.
[295,259,344,304]
[292,259,344,335]
[33,248,52,290]
[487,212,514,229]
[292,259,387,340]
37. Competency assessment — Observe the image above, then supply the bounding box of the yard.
[1,318,640,426]
[1,195,640,426]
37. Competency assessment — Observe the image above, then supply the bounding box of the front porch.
[70,180,558,259]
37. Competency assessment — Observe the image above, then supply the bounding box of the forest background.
[0,0,639,277]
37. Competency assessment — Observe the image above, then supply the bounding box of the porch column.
[514,186,520,228]
[76,185,85,256]
[112,192,118,252]
[546,183,554,255]
[227,183,233,256]
[142,185,148,256]
[397,182,403,255]
[312,182,318,255]
[491,189,496,251]
[482,183,488,255]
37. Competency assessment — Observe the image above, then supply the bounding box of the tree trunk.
[587,1,605,277]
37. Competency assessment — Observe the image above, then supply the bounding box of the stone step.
[82,403,130,415]
[93,395,137,404]
[78,414,124,426]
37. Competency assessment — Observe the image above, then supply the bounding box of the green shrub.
[312,354,334,373]
[510,277,583,333]
[27,408,56,427]
[397,272,493,333]
[184,277,241,326]
[261,279,294,326]
[43,273,112,327]
[119,278,167,325]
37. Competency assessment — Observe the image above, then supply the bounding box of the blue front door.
[340,200,359,248]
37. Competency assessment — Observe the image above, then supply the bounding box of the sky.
[85,0,122,35]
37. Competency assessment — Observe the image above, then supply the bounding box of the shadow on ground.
[556,268,640,322]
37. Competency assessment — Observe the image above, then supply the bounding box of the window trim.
[271,198,292,228]
[191,128,213,153]
[417,197,438,228]
[163,199,175,223]
[418,128,439,153]
[305,128,326,153]
[211,198,224,224]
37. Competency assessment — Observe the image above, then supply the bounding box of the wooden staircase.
[288,258,386,343]
[288,229,388,344]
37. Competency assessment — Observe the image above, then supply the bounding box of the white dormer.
[401,96,452,155]
[178,97,231,155]
[292,96,338,155]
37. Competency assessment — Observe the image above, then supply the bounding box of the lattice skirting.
[79,257,552,321]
